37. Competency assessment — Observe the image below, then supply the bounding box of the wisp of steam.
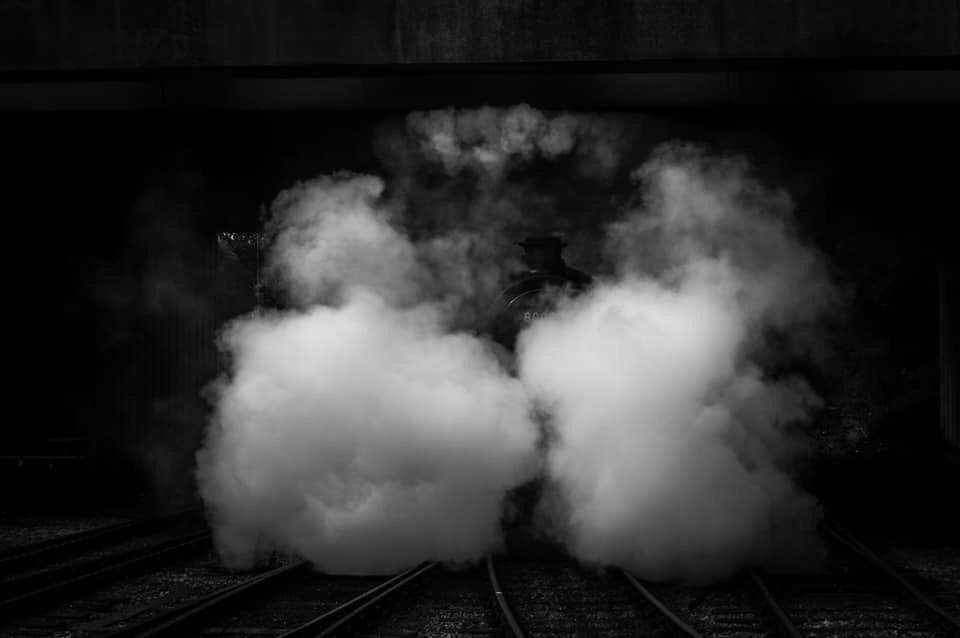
[198,107,835,583]
[518,144,834,582]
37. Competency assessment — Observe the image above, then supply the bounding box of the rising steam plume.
[520,144,834,582]
[198,173,538,573]
[401,104,623,180]
[197,107,835,582]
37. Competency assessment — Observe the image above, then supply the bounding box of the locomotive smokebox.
[518,235,568,272]
[490,235,591,349]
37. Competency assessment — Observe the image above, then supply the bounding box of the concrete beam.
[2,68,958,112]
[1,1,958,72]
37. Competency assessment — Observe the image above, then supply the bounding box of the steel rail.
[746,568,803,638]
[276,561,437,638]
[823,522,960,633]
[0,508,202,571]
[0,520,142,568]
[0,530,209,598]
[0,528,208,597]
[620,570,704,638]
[112,560,310,637]
[0,531,210,617]
[485,555,526,638]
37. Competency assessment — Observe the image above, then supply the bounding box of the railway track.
[0,510,210,622]
[881,541,960,621]
[488,525,959,638]
[114,554,650,638]
[62,560,438,637]
[358,564,499,637]
[634,521,960,638]
[3,543,255,636]
[0,511,956,637]
[0,508,202,573]
[806,522,960,637]
[0,530,211,617]
[487,552,811,637]
[619,572,771,637]
[488,554,655,637]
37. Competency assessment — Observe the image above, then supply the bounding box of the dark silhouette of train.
[490,235,592,349]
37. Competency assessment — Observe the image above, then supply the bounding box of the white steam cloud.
[198,173,538,574]
[198,111,835,585]
[518,144,833,583]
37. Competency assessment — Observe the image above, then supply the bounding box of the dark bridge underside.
[1,62,959,111]
[2,0,958,109]
[2,1,958,70]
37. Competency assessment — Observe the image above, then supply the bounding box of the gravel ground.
[647,579,768,637]
[496,556,651,637]
[882,541,960,620]
[2,508,956,638]
[364,566,499,637]
[197,570,386,637]
[763,543,943,638]
[1,548,283,637]
[0,509,139,552]
[0,521,203,587]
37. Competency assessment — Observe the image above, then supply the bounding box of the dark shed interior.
[0,7,957,634]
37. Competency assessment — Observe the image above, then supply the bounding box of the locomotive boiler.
[490,235,592,349]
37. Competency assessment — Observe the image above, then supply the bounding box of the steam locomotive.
[490,236,592,349]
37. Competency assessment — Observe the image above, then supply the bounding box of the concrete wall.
[2,0,958,71]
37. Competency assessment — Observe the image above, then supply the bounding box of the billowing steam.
[198,107,835,583]
[198,173,538,573]
[519,144,832,582]
[373,105,641,280]
[404,104,624,180]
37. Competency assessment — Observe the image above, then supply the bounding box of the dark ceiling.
[2,1,958,110]
[2,0,958,70]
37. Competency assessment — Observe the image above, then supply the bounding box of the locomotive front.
[489,235,592,350]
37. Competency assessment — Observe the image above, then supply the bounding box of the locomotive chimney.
[518,235,567,273]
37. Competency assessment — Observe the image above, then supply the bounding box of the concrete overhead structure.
[0,0,958,70]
